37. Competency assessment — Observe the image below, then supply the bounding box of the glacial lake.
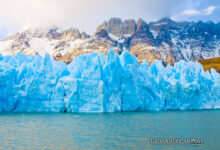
[0,110,219,150]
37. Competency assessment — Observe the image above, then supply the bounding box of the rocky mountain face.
[0,17,219,64]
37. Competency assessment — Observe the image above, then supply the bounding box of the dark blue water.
[0,110,219,150]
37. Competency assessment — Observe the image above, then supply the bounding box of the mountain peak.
[157,17,174,23]
[0,17,219,66]
[149,17,176,27]
[137,18,148,31]
[96,17,136,37]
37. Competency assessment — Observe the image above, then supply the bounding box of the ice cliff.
[0,50,219,112]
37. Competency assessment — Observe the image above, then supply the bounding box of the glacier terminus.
[0,49,219,112]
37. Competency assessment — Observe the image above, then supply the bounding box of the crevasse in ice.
[0,49,219,112]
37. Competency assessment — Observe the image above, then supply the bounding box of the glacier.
[0,50,219,112]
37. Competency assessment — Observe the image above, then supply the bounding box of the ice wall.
[0,50,219,112]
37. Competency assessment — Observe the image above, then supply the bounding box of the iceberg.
[0,50,219,112]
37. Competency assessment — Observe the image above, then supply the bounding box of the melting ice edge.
[0,49,219,112]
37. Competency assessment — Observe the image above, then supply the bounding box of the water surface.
[0,110,219,150]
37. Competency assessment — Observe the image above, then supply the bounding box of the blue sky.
[0,0,219,39]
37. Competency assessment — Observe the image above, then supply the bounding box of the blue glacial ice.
[0,50,219,112]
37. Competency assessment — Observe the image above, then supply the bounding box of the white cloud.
[204,6,216,15]
[0,0,180,34]
[181,5,217,17]
[0,0,218,36]
[181,10,201,16]
[170,16,177,20]
[0,0,77,29]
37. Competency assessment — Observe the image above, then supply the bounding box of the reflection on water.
[0,110,219,150]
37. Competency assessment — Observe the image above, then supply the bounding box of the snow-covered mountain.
[0,17,220,64]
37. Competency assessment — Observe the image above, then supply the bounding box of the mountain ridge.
[0,17,219,65]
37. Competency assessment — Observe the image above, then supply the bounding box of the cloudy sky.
[0,0,219,39]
